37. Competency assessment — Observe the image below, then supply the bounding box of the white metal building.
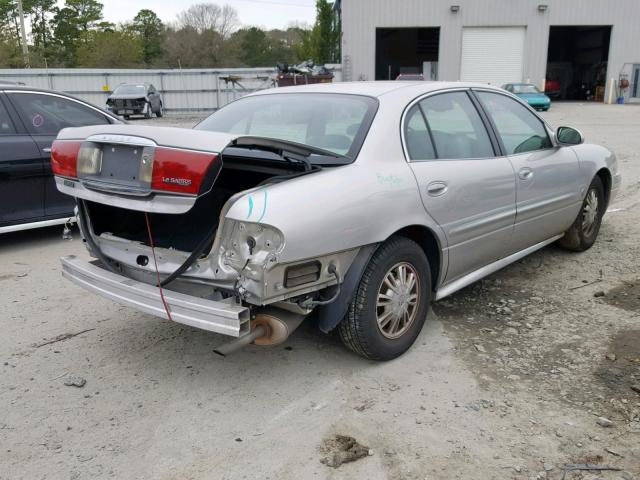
[337,0,640,103]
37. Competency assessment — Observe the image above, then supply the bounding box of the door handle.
[426,181,448,197]
[518,167,533,180]
[42,147,51,153]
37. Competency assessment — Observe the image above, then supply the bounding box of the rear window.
[195,93,378,159]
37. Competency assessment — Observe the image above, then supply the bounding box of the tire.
[338,236,432,361]
[557,176,605,252]
[144,103,152,119]
[155,103,163,118]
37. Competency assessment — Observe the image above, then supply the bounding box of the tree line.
[0,0,340,69]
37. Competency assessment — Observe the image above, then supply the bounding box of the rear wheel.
[155,103,163,118]
[338,236,431,361]
[557,176,605,251]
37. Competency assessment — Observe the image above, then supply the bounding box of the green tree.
[51,6,79,65]
[298,0,340,64]
[75,29,142,67]
[65,0,104,34]
[238,27,271,66]
[50,0,112,66]
[132,9,164,65]
[25,0,55,50]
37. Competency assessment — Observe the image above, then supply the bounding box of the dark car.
[0,86,122,234]
[106,83,163,119]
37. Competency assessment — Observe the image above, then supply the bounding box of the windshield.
[114,85,146,95]
[195,93,378,159]
[512,84,540,94]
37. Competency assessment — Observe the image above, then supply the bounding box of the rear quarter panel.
[224,93,448,266]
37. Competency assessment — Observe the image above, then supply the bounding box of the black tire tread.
[338,236,429,360]
[557,176,604,252]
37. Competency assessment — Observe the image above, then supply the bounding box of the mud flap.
[316,244,379,333]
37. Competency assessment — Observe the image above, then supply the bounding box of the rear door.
[7,91,112,218]
[0,93,44,225]
[405,90,517,283]
[474,90,581,252]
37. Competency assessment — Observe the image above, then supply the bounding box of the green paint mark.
[247,195,254,219]
[257,190,268,222]
[377,173,403,185]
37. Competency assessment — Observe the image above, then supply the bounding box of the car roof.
[0,85,121,119]
[252,81,505,99]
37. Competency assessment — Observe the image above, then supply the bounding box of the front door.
[0,95,44,225]
[474,90,582,252]
[404,91,516,283]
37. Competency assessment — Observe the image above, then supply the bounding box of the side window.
[0,98,16,134]
[404,104,436,160]
[476,91,552,155]
[418,92,494,159]
[10,93,109,136]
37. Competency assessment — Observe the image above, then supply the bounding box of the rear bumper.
[61,255,250,337]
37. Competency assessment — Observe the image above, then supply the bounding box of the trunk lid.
[52,125,341,214]
[52,125,239,214]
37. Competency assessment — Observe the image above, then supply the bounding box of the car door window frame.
[5,90,117,134]
[401,88,501,162]
[470,88,556,157]
[0,94,18,135]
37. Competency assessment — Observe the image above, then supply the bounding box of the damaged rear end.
[52,124,353,352]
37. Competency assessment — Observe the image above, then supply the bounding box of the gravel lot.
[2,103,639,480]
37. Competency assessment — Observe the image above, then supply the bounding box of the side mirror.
[556,126,584,145]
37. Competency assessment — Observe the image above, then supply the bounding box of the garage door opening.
[545,26,611,101]
[375,28,439,81]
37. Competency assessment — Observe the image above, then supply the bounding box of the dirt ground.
[1,103,639,480]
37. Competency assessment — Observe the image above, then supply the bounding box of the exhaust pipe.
[214,325,267,357]
[214,308,306,356]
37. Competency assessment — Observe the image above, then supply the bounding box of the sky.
[76,0,318,30]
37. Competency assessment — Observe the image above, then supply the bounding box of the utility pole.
[16,0,30,67]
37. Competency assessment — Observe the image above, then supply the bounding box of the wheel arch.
[391,225,443,292]
[595,168,612,209]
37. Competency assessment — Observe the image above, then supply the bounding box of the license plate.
[100,144,143,181]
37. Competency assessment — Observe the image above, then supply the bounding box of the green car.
[502,83,551,111]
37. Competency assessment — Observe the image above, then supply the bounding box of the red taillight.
[51,140,81,178]
[151,148,217,195]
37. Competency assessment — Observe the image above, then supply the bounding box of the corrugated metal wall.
[0,66,343,112]
[341,0,640,102]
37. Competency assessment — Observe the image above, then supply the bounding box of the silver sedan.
[52,81,621,360]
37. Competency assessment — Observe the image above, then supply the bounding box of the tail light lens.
[151,148,218,195]
[51,140,81,178]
